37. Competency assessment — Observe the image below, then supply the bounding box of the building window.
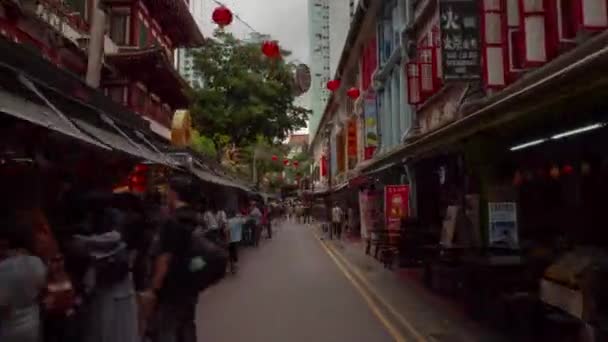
[139,19,149,47]
[109,11,130,45]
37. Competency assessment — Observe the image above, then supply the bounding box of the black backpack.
[169,209,228,293]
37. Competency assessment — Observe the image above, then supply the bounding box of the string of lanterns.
[212,3,282,60]
[326,79,361,100]
[512,162,591,186]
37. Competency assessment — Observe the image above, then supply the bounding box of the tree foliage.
[189,30,310,155]
[190,130,217,158]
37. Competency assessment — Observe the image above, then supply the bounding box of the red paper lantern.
[326,79,341,91]
[347,87,360,100]
[262,41,281,59]
[283,159,290,166]
[271,155,278,161]
[562,164,574,175]
[212,6,233,27]
[293,161,299,168]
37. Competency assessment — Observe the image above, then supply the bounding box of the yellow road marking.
[323,239,429,342]
[315,234,407,342]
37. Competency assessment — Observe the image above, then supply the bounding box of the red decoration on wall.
[326,79,341,91]
[262,41,281,59]
[129,164,148,193]
[562,164,574,175]
[346,87,360,100]
[212,6,233,27]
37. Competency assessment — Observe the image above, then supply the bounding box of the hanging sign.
[384,185,410,231]
[440,0,481,80]
[364,93,378,160]
[347,119,357,157]
[488,202,519,248]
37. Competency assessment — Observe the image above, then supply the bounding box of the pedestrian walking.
[331,204,344,240]
[226,211,244,273]
[142,176,205,342]
[216,207,228,244]
[249,201,263,247]
[0,216,47,342]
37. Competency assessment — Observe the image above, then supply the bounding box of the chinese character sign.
[384,185,410,231]
[347,119,357,157]
[440,0,481,80]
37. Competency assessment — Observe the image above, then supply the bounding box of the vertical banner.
[488,202,519,248]
[347,119,358,157]
[440,0,481,80]
[364,93,378,160]
[384,185,410,231]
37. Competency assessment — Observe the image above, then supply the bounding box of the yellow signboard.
[171,110,192,147]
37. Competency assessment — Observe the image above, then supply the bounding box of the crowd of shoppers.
[0,170,278,342]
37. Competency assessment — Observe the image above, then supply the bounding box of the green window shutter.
[65,0,86,15]
[139,21,148,47]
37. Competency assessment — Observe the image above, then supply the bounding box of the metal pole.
[86,0,106,88]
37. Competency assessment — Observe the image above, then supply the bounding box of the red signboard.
[320,155,328,177]
[347,119,357,157]
[384,185,410,231]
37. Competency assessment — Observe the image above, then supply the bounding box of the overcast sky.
[197,0,311,65]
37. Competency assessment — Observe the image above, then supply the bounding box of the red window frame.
[481,0,508,89]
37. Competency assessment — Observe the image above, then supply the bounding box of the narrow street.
[196,222,394,342]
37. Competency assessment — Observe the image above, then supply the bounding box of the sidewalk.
[315,226,508,342]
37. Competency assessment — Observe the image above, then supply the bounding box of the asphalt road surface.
[196,222,394,342]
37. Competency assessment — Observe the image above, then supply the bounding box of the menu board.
[440,0,481,80]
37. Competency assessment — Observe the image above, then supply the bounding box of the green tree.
[190,130,217,158]
[189,30,310,157]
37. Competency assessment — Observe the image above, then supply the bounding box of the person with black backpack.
[142,175,227,342]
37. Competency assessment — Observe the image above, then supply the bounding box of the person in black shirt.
[141,175,200,342]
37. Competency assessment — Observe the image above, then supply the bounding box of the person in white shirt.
[249,202,262,246]
[331,204,344,240]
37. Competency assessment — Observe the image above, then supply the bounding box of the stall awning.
[190,166,251,192]
[0,39,176,166]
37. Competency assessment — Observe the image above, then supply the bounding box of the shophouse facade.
[0,0,203,141]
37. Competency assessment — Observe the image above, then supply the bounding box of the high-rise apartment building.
[176,0,205,89]
[307,0,331,141]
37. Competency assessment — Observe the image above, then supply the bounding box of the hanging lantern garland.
[212,6,233,27]
[347,87,361,100]
[262,40,281,59]
[326,79,341,92]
